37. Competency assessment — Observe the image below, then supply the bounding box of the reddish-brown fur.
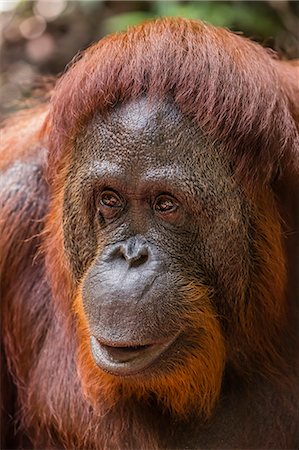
[1,18,298,449]
[46,19,299,184]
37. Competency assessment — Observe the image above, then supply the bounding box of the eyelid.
[156,193,179,202]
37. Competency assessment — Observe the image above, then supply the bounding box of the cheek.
[194,195,249,295]
[63,187,101,279]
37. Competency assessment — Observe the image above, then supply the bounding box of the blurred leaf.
[78,0,104,12]
[104,11,155,34]
[153,1,281,37]
[154,0,206,19]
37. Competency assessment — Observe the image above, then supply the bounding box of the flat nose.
[113,237,150,268]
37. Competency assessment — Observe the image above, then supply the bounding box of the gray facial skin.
[63,97,249,376]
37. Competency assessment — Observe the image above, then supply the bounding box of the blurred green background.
[1,0,298,117]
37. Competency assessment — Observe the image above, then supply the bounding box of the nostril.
[119,250,127,261]
[121,241,149,267]
[109,239,150,267]
[129,252,148,267]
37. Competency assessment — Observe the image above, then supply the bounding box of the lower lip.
[90,336,177,376]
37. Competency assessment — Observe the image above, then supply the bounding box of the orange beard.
[73,281,226,419]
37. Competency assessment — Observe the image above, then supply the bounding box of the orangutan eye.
[154,195,178,214]
[100,190,123,209]
[98,190,125,221]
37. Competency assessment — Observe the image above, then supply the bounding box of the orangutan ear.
[273,60,299,181]
[282,61,299,120]
[269,61,299,310]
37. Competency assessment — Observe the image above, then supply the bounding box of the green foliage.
[104,11,155,34]
[103,1,281,39]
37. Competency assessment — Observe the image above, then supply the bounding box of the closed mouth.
[90,335,178,376]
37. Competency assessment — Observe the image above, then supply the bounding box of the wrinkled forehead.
[76,97,207,168]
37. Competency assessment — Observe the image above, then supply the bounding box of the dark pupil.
[157,198,174,212]
[102,193,120,207]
